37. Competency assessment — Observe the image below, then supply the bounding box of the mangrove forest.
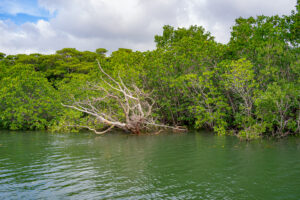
[0,4,299,139]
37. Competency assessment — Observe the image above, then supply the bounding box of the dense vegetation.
[0,5,299,139]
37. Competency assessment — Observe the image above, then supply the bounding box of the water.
[0,131,300,200]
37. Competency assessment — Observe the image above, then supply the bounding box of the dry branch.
[63,60,186,134]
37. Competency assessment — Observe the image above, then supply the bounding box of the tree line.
[0,4,299,139]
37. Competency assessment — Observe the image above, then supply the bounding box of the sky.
[0,0,297,55]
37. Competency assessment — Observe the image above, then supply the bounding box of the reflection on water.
[0,131,300,199]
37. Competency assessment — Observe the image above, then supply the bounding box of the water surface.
[0,131,300,199]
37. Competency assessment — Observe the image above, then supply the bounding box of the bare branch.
[61,60,186,134]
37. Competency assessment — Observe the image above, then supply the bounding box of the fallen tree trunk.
[62,60,186,134]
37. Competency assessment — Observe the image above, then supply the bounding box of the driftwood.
[62,60,186,134]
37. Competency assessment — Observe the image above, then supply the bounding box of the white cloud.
[0,0,297,55]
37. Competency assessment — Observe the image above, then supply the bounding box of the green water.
[0,131,300,200]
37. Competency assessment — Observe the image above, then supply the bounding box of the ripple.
[0,132,300,199]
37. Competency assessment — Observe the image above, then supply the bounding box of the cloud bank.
[0,0,297,54]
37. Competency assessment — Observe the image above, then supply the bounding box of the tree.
[228,12,299,85]
[0,65,61,130]
[222,59,257,118]
[96,48,108,55]
[61,60,186,134]
[183,71,231,135]
[0,52,5,60]
[145,25,225,126]
[0,2,298,138]
[255,83,299,136]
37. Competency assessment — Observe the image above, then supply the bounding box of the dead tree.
[62,60,186,134]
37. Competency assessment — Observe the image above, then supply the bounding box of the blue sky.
[0,0,52,24]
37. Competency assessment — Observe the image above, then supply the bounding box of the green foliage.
[183,69,231,133]
[237,124,265,140]
[0,65,61,130]
[96,48,108,56]
[222,58,257,118]
[146,25,225,126]
[255,83,299,136]
[103,48,145,87]
[0,3,299,138]
[228,12,299,85]
[0,52,6,59]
